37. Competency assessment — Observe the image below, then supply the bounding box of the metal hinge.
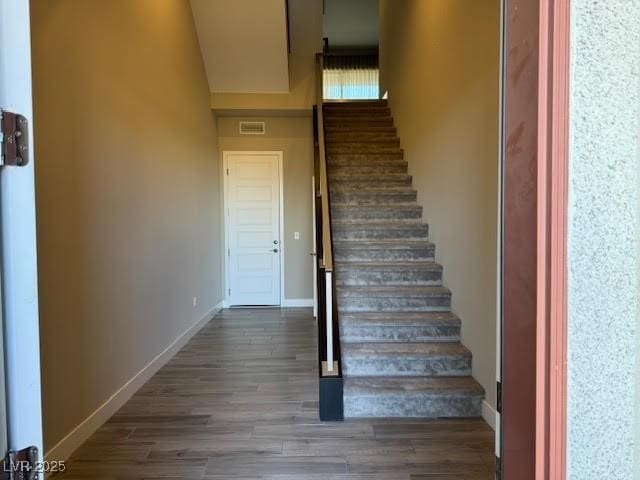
[226,168,229,175]
[2,446,39,480]
[495,455,502,480]
[228,288,231,296]
[1,110,29,167]
[497,381,502,414]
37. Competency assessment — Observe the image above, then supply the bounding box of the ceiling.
[190,0,290,93]
[323,0,379,49]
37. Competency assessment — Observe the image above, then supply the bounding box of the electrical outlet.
[294,231,300,240]
[192,297,198,308]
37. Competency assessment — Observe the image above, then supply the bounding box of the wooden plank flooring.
[54,308,495,479]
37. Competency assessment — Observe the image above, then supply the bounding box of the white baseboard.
[281,298,313,307]
[45,301,224,462]
[482,399,498,431]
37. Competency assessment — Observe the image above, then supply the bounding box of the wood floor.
[54,308,495,479]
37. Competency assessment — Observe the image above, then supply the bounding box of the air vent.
[239,121,266,135]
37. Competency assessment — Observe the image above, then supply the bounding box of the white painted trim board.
[482,399,498,432]
[281,298,313,307]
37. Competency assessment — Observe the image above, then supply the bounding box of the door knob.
[273,249,279,253]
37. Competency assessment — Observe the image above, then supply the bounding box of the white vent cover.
[239,121,266,135]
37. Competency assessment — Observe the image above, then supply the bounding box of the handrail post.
[326,271,333,372]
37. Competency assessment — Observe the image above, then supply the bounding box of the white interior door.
[0,0,43,458]
[225,152,282,306]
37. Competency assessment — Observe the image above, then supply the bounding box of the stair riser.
[328,139,400,148]
[326,139,400,146]
[325,105,390,111]
[325,112,392,120]
[328,146,402,154]
[328,152,404,161]
[326,133,398,142]
[336,268,442,286]
[333,226,429,241]
[334,248,435,262]
[325,101,387,108]
[329,164,408,175]
[328,160,406,169]
[330,179,413,190]
[342,355,471,377]
[331,191,417,204]
[337,296,451,312]
[344,395,482,418]
[331,207,422,222]
[325,106,389,112]
[325,120,395,128]
[326,126,396,134]
[341,325,460,343]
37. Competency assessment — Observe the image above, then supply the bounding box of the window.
[322,54,380,100]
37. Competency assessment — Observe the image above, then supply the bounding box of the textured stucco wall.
[567,1,640,478]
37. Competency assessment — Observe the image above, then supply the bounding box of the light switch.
[294,232,300,240]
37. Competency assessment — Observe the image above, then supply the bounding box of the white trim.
[44,302,224,462]
[482,399,498,432]
[279,156,285,305]
[311,176,317,318]
[325,271,334,371]
[1,0,43,453]
[281,298,313,307]
[223,151,284,307]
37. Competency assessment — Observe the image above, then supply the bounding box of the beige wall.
[191,0,290,93]
[210,0,323,111]
[31,0,223,451]
[217,116,314,301]
[380,0,501,410]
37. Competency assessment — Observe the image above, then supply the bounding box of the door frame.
[222,151,285,307]
[0,0,43,457]
[501,0,570,479]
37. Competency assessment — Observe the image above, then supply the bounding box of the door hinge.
[2,446,39,480]
[226,168,229,175]
[495,455,502,480]
[1,110,29,167]
[228,248,230,257]
[228,288,231,296]
[497,381,502,414]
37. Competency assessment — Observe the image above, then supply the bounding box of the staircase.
[324,100,485,418]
